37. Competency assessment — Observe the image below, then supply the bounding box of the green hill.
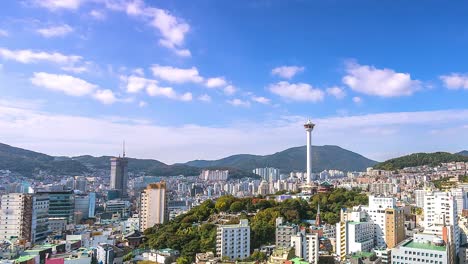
[185,145,377,172]
[373,152,468,171]
[0,143,88,176]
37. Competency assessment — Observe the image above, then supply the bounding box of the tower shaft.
[306,129,312,184]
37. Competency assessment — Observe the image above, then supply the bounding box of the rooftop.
[403,241,446,252]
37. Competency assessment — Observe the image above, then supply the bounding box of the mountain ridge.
[184,145,378,173]
[0,142,377,177]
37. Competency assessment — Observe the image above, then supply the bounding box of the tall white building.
[0,193,36,242]
[423,191,460,256]
[415,189,426,208]
[335,209,375,260]
[216,219,250,260]
[451,188,467,216]
[140,182,168,230]
[253,168,280,182]
[364,195,396,247]
[290,230,319,264]
[200,170,229,181]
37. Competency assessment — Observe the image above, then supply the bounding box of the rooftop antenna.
[123,140,126,158]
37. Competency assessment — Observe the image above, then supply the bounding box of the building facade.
[139,182,168,230]
[0,193,36,242]
[216,219,250,260]
[275,217,298,248]
[110,156,129,198]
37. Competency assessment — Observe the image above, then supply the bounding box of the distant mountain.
[185,145,377,173]
[457,150,468,157]
[373,152,468,171]
[0,143,89,177]
[0,143,377,178]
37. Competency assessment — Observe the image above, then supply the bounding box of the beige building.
[0,193,35,242]
[384,208,405,248]
[139,182,168,230]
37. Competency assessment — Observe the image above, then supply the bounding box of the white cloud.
[440,73,468,90]
[35,0,83,10]
[342,62,421,97]
[269,81,325,102]
[122,75,157,93]
[0,29,8,37]
[227,98,250,107]
[326,86,346,99]
[30,72,96,96]
[0,47,81,64]
[146,83,192,101]
[198,94,211,102]
[151,65,203,84]
[352,96,362,104]
[271,66,304,79]
[138,101,147,107]
[224,85,237,95]
[61,65,88,73]
[90,9,106,20]
[133,68,144,76]
[2,103,468,163]
[102,0,191,57]
[205,77,227,88]
[252,96,270,104]
[93,89,117,104]
[37,24,73,38]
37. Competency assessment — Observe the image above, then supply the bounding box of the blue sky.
[1,0,468,164]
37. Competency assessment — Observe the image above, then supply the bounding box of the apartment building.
[216,219,250,260]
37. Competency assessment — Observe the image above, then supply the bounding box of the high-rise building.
[39,190,74,224]
[423,191,460,256]
[385,208,406,248]
[290,230,319,264]
[414,189,426,208]
[199,170,229,181]
[335,208,375,260]
[74,193,95,223]
[139,182,168,230]
[34,192,49,242]
[253,168,280,182]
[216,219,250,260]
[74,176,87,193]
[365,195,397,247]
[276,217,298,248]
[0,193,36,242]
[110,149,129,198]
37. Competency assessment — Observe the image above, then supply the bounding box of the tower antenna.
[123,140,126,158]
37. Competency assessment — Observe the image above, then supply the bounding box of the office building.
[216,219,250,260]
[110,150,129,198]
[335,209,375,260]
[365,195,397,247]
[74,176,87,193]
[290,230,319,264]
[139,182,168,230]
[423,191,460,255]
[385,208,406,248]
[276,217,298,248]
[33,192,49,242]
[391,234,449,264]
[0,193,35,242]
[39,190,74,224]
[105,199,131,219]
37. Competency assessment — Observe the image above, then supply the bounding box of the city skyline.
[1,0,468,163]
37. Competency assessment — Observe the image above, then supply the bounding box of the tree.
[176,257,190,264]
[215,196,236,212]
[230,201,244,212]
